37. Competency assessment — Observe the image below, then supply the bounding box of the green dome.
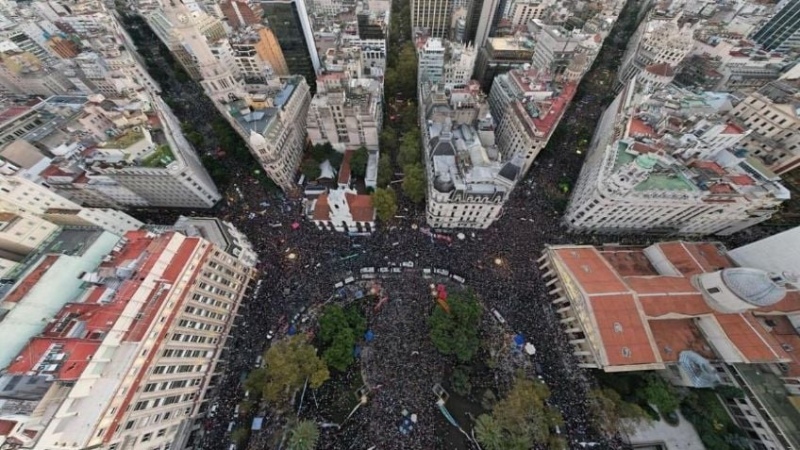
[635,154,657,170]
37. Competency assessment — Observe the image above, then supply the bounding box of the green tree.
[318,305,365,372]
[377,154,393,187]
[474,414,504,450]
[310,143,333,162]
[588,388,650,435]
[371,187,398,222]
[231,427,249,448]
[402,163,426,203]
[398,129,421,167]
[428,291,482,362]
[288,420,319,450]
[350,146,369,178]
[301,159,321,180]
[640,375,679,415]
[714,385,745,400]
[451,365,472,396]
[328,151,344,170]
[379,128,398,155]
[261,336,329,405]
[492,378,562,445]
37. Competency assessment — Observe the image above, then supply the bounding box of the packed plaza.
[1,0,800,449]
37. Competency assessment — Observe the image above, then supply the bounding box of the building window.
[708,287,720,294]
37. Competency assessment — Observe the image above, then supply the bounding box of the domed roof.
[248,130,267,147]
[720,268,786,307]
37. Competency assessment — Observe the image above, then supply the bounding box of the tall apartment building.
[616,16,694,91]
[411,0,453,38]
[751,0,800,53]
[0,175,143,236]
[728,79,800,174]
[419,81,523,229]
[564,77,789,236]
[0,228,257,449]
[532,25,598,78]
[540,240,800,449]
[443,41,477,88]
[146,0,311,191]
[9,94,221,209]
[509,0,552,28]
[473,36,535,92]
[307,73,383,151]
[463,0,501,49]
[144,7,228,81]
[417,37,446,83]
[492,68,577,174]
[258,0,320,92]
[687,38,790,92]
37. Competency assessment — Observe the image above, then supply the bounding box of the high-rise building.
[751,0,800,53]
[463,0,501,48]
[411,0,453,38]
[307,73,383,151]
[473,36,535,92]
[616,16,694,91]
[728,78,800,174]
[419,81,523,229]
[564,76,789,236]
[259,0,320,92]
[0,228,257,449]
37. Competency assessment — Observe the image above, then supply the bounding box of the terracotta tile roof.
[766,316,800,376]
[623,275,697,294]
[654,242,707,276]
[649,319,715,362]
[2,255,60,304]
[312,194,331,221]
[592,293,659,366]
[0,419,16,436]
[715,313,788,363]
[709,183,735,194]
[757,290,800,314]
[338,150,354,185]
[723,122,745,135]
[692,160,727,176]
[729,174,755,186]
[644,63,675,77]
[6,338,101,381]
[639,293,713,317]
[532,82,577,136]
[552,247,629,295]
[598,249,659,276]
[628,118,657,138]
[345,193,374,222]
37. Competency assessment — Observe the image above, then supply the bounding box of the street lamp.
[493,258,503,266]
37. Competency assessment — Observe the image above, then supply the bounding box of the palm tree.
[474,414,504,450]
[288,420,319,450]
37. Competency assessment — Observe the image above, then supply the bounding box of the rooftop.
[546,241,800,371]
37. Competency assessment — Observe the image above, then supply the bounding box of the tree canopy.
[475,378,563,449]
[371,187,398,222]
[318,305,366,371]
[301,159,321,180]
[377,154,393,188]
[428,291,482,362]
[288,420,319,450]
[350,146,370,179]
[398,129,421,167]
[256,336,329,405]
[587,388,650,435]
[402,162,426,204]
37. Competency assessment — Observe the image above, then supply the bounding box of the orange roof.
[338,150,354,185]
[639,293,713,317]
[628,118,656,138]
[654,242,705,276]
[552,247,628,295]
[723,122,745,135]
[591,294,659,366]
[649,319,715,362]
[624,275,697,295]
[532,82,576,136]
[0,419,15,436]
[692,160,727,176]
[2,255,60,304]
[345,193,374,222]
[715,313,787,363]
[757,290,800,314]
[644,63,675,77]
[312,194,331,221]
[728,174,755,186]
[6,338,101,380]
[766,316,800,377]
